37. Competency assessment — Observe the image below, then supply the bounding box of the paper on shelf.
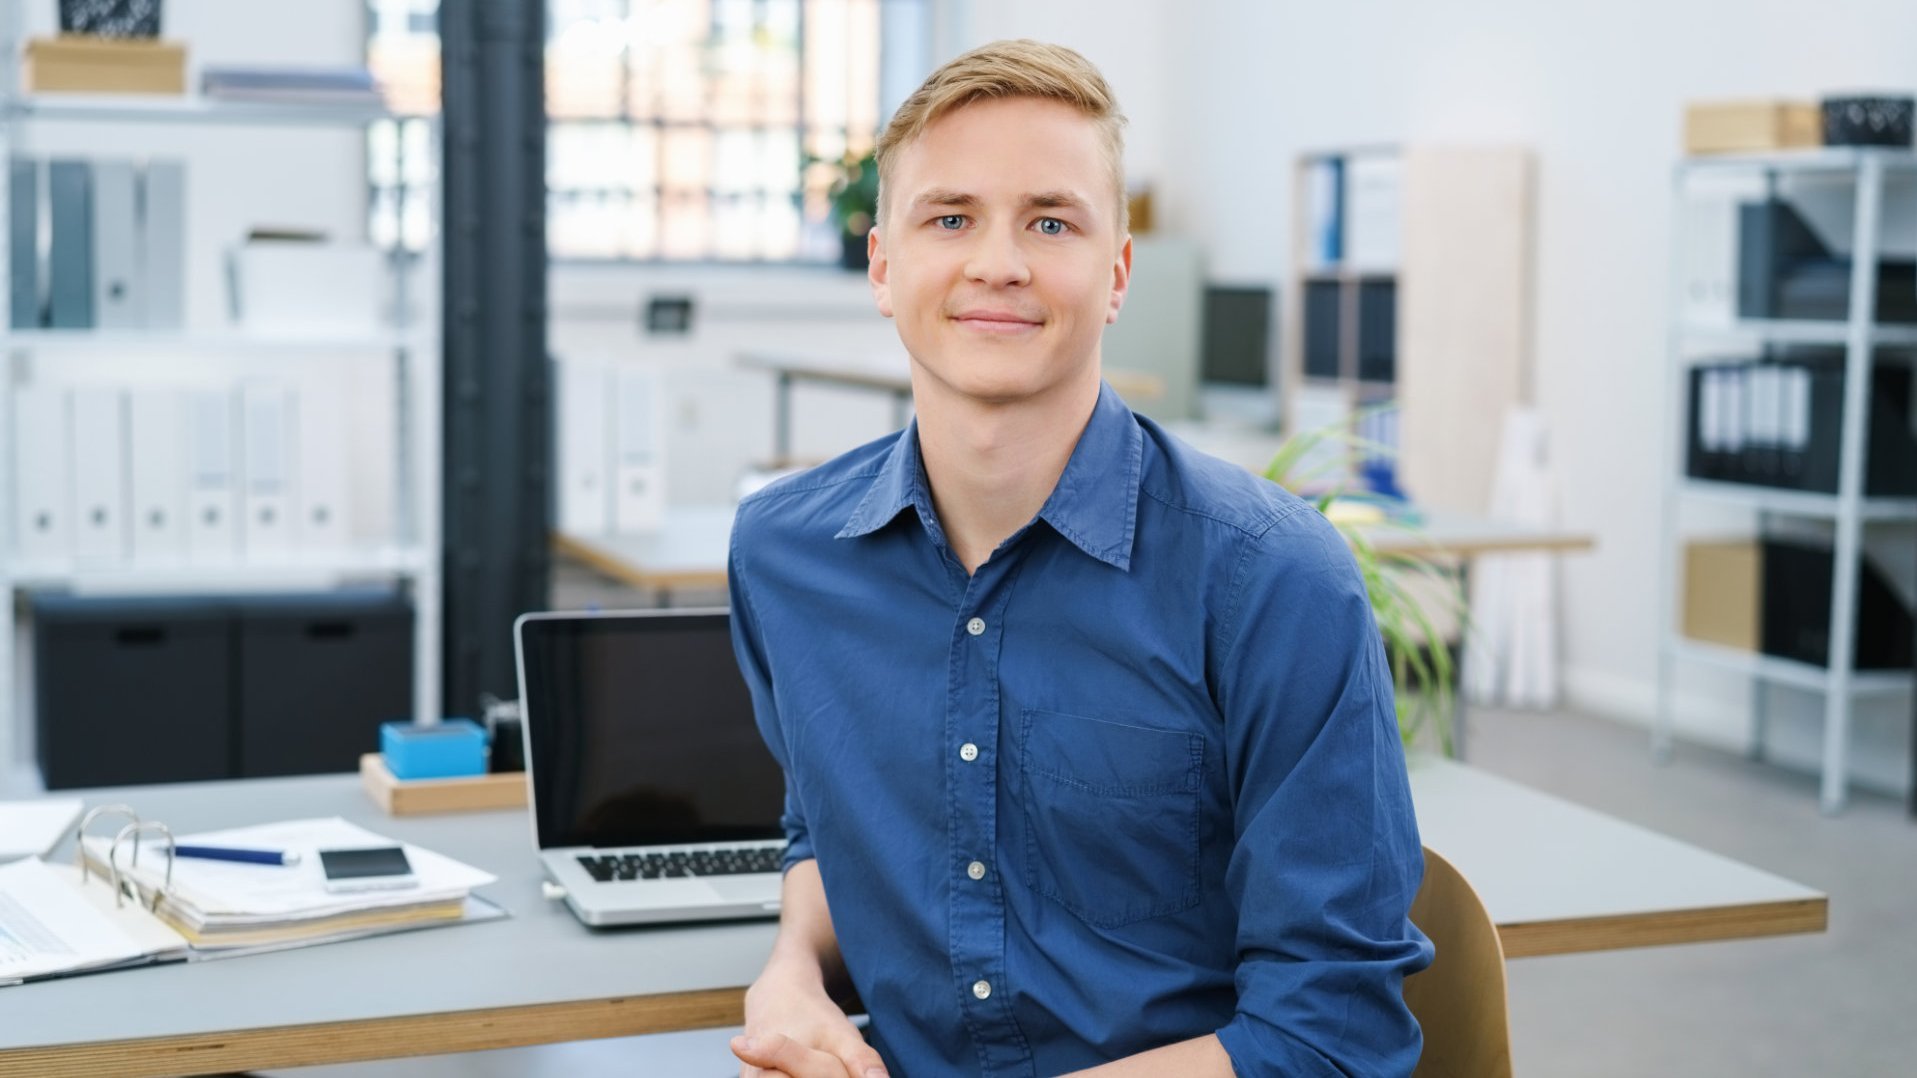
[0,799,84,861]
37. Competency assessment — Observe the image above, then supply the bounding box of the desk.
[554,506,1594,599]
[0,761,1823,1077]
[736,350,1166,462]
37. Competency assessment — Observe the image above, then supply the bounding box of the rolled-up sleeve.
[1210,508,1433,1076]
[728,515,815,871]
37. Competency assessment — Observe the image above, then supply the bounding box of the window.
[366,0,926,262]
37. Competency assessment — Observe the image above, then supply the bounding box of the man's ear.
[868,227,893,319]
[1106,234,1133,325]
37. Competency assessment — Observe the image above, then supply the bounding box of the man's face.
[869,96,1131,407]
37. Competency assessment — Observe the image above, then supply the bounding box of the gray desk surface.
[0,759,1822,1076]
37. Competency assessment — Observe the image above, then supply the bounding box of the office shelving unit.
[0,25,443,784]
[1653,147,1917,814]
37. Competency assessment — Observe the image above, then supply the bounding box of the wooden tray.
[359,753,527,816]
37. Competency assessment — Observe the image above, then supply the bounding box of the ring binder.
[73,803,176,910]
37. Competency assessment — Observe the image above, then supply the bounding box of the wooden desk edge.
[1369,533,1597,558]
[0,987,749,1078]
[551,531,729,593]
[1499,895,1828,959]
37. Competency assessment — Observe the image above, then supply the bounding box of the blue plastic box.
[380,719,487,780]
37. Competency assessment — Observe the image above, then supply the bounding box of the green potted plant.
[1263,417,1465,755]
[826,149,879,271]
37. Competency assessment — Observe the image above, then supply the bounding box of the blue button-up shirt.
[728,382,1432,1077]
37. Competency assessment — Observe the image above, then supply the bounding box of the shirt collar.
[837,381,1143,571]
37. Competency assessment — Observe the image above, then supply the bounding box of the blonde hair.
[874,39,1128,234]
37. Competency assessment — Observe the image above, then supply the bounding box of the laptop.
[514,608,787,927]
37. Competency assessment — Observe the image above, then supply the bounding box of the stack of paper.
[77,817,497,951]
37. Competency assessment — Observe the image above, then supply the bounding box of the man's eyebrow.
[905,189,1094,214]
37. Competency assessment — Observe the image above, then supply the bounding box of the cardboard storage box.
[1682,539,1761,651]
[1685,100,1820,155]
[24,35,186,95]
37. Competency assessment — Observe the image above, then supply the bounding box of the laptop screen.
[518,611,785,850]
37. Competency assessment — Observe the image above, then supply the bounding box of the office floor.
[256,560,1917,1076]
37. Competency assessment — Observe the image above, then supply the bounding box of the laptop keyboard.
[577,847,783,883]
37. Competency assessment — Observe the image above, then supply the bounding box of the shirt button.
[967,860,986,880]
[959,742,979,762]
[966,617,986,636]
[972,979,992,1000]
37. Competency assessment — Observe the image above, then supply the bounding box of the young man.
[727,40,1430,1078]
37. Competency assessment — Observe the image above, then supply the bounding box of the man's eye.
[936,215,966,230]
[1035,217,1068,236]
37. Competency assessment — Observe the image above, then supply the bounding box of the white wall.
[956,0,1917,794]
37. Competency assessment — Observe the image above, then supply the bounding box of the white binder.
[128,388,189,563]
[140,160,187,331]
[91,160,144,329]
[240,382,296,558]
[12,386,72,561]
[186,388,239,561]
[557,358,610,534]
[613,366,666,534]
[69,386,129,563]
[294,379,351,549]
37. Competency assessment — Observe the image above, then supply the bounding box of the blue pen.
[174,845,302,867]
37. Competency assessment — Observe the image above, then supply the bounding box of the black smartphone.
[317,846,419,893]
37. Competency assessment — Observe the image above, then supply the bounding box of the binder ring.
[108,820,176,911]
[74,803,141,886]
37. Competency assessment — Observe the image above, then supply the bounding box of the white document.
[91,160,144,329]
[128,389,190,563]
[293,380,351,549]
[11,386,72,561]
[1343,154,1403,273]
[240,381,296,557]
[69,386,128,564]
[558,358,611,534]
[1721,368,1745,454]
[186,388,240,561]
[1699,368,1723,452]
[1782,367,1811,453]
[0,858,183,985]
[613,366,666,533]
[0,800,84,862]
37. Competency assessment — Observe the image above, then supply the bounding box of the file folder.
[140,160,185,331]
[186,388,239,560]
[8,156,38,329]
[293,380,351,549]
[240,382,296,557]
[128,388,189,562]
[613,366,665,533]
[12,385,72,561]
[69,386,128,563]
[91,159,142,329]
[47,159,92,329]
[557,357,610,534]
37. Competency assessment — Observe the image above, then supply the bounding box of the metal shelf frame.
[0,11,444,784]
[1655,149,1915,814]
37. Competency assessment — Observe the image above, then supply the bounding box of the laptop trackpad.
[710,877,780,903]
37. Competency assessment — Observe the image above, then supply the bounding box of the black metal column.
[439,0,550,716]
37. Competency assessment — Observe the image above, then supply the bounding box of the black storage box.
[234,590,414,778]
[33,594,235,789]
[1738,199,1917,324]
[1356,279,1397,384]
[1821,95,1914,148]
[1761,539,1914,670]
[1303,279,1342,380]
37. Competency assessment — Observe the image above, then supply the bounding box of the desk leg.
[774,372,793,464]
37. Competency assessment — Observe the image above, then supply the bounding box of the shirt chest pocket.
[1019,708,1205,929]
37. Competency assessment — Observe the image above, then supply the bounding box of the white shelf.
[1678,147,1917,176]
[1669,637,1914,697]
[8,546,433,594]
[4,94,419,128]
[2,328,433,354]
[1680,319,1917,348]
[1680,479,1917,521]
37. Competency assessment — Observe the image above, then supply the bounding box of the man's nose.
[963,223,1031,288]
